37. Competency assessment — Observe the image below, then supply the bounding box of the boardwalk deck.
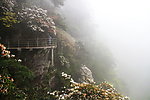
[4,38,57,50]
[3,38,57,66]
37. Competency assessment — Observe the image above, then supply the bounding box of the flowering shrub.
[18,6,56,35]
[50,72,130,100]
[0,44,33,99]
[0,43,16,58]
[0,75,15,94]
[0,44,11,58]
[0,74,26,99]
[0,44,14,96]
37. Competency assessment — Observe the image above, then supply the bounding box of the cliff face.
[0,0,114,88]
[0,1,83,91]
[15,49,51,77]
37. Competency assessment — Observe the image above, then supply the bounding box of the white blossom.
[18,59,22,62]
[18,6,56,34]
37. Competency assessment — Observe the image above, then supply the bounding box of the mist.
[60,0,150,99]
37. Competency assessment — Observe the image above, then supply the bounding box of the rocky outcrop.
[78,64,95,84]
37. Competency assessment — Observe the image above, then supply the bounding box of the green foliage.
[0,75,15,95]
[0,58,33,87]
[0,12,20,28]
[0,44,33,99]
[0,58,33,99]
[0,74,26,99]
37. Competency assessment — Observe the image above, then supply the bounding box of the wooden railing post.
[7,41,9,49]
[18,40,19,48]
[27,41,29,48]
[36,38,39,47]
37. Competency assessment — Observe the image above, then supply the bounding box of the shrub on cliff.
[0,44,33,99]
[50,72,130,100]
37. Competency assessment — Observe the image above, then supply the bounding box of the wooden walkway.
[4,38,57,50]
[3,38,57,66]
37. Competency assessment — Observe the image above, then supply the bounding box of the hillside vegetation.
[0,0,129,99]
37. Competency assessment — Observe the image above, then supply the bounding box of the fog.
[61,0,150,99]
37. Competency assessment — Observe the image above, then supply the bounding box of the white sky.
[91,1,150,99]
[62,0,150,99]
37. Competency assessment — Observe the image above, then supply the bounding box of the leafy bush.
[0,44,33,99]
[50,72,130,100]
[0,75,15,95]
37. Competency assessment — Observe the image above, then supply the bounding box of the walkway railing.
[4,38,57,49]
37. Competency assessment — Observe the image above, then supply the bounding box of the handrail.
[3,38,57,49]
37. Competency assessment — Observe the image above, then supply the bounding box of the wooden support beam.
[51,48,54,66]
